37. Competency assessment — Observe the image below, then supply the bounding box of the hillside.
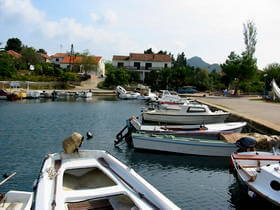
[187,56,222,72]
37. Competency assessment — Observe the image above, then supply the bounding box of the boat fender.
[63,132,84,154]
[86,131,93,139]
[248,190,257,198]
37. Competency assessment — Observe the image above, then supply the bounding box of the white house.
[112,53,172,81]
[50,53,105,77]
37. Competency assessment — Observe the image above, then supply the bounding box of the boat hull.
[142,112,229,124]
[231,152,280,206]
[132,134,237,156]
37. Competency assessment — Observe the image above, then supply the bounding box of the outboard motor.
[236,136,257,152]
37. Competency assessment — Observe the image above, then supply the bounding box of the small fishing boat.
[156,90,188,105]
[130,132,237,156]
[116,86,140,99]
[78,91,93,98]
[127,117,246,139]
[142,103,229,124]
[33,133,179,209]
[0,172,33,210]
[231,150,280,206]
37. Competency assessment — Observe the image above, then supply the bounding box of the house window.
[134,62,140,70]
[145,63,152,70]
[56,58,59,62]
[164,63,168,68]
[117,62,124,68]
[187,107,206,113]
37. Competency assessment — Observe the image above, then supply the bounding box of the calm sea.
[0,97,277,209]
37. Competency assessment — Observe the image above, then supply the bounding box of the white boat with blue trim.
[142,103,229,124]
[131,132,237,156]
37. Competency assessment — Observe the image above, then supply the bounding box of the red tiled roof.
[39,53,50,59]
[51,53,68,58]
[7,50,22,58]
[60,56,101,64]
[113,53,171,62]
[112,55,129,61]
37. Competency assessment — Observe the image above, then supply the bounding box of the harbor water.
[0,96,277,209]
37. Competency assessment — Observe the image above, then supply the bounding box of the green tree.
[174,52,187,67]
[5,38,22,52]
[21,46,41,65]
[37,48,47,54]
[263,63,280,89]
[0,53,16,78]
[80,53,97,74]
[221,21,258,95]
[144,48,154,54]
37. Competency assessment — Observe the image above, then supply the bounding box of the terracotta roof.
[113,53,171,62]
[60,56,101,64]
[39,53,50,59]
[112,55,129,61]
[51,53,68,58]
[7,50,22,58]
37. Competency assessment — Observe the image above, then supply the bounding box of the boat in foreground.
[142,103,229,124]
[131,132,237,156]
[231,151,280,206]
[33,148,179,209]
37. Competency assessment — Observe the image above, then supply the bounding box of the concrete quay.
[193,96,280,135]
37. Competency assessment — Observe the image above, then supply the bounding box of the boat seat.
[67,195,136,210]
[239,165,257,182]
[63,168,116,191]
[233,154,280,161]
[67,198,113,210]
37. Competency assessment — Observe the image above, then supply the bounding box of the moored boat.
[231,150,280,206]
[142,103,229,124]
[130,132,237,156]
[33,133,179,209]
[128,117,246,139]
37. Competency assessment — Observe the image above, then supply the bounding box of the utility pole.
[69,44,74,71]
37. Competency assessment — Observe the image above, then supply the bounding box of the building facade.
[112,53,172,81]
[50,53,105,77]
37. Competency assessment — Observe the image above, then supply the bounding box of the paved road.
[195,96,280,132]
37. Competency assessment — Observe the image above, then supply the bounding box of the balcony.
[124,66,162,71]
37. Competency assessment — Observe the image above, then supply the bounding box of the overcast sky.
[0,0,279,69]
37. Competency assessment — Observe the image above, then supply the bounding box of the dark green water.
[0,97,277,209]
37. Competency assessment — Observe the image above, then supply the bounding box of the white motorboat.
[0,172,33,210]
[78,91,93,98]
[0,191,33,210]
[137,89,157,101]
[156,90,189,105]
[127,117,246,139]
[142,103,229,124]
[116,86,140,99]
[26,90,42,98]
[130,132,237,156]
[33,149,179,209]
[231,151,280,206]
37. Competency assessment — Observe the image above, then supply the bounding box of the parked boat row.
[0,89,93,100]
[116,86,157,100]
[114,96,280,206]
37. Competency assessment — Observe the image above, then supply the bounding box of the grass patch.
[249,98,280,104]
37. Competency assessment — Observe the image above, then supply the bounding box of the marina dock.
[194,96,280,135]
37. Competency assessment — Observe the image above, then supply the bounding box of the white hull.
[142,112,229,124]
[232,151,280,206]
[132,134,237,156]
[0,191,33,210]
[33,150,179,210]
